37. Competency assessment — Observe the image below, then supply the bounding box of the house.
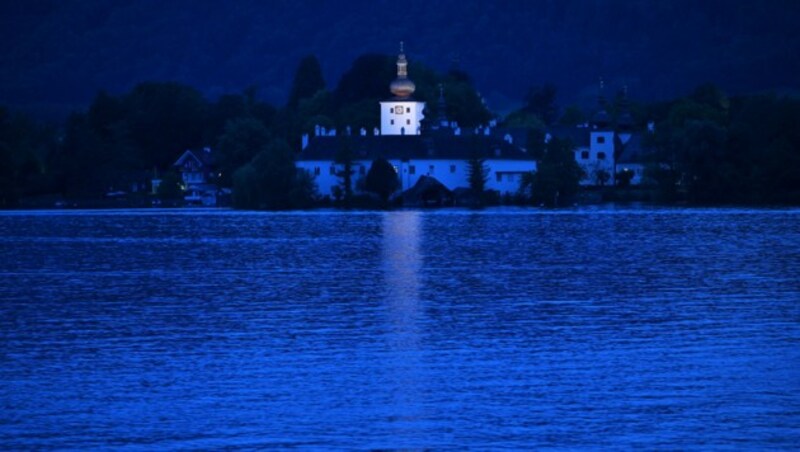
[544,85,651,186]
[170,147,226,206]
[296,43,537,198]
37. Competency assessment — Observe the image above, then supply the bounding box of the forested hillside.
[2,0,798,118]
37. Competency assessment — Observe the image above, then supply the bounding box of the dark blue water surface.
[1,207,799,449]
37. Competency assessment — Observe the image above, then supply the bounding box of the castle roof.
[299,134,533,161]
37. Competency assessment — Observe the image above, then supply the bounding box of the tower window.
[314,167,320,175]
[409,165,415,175]
[450,165,456,173]
[581,151,589,160]
[390,119,395,125]
[496,172,502,182]
[597,152,606,160]
[406,107,410,113]
[597,136,606,144]
[406,119,411,125]
[330,166,336,175]
[429,165,434,174]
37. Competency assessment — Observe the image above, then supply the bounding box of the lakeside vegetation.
[1,55,799,209]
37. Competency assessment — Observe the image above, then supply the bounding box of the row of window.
[389,119,412,126]
[313,164,460,176]
[580,151,607,160]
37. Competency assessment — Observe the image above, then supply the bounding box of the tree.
[524,83,558,126]
[531,137,583,207]
[466,153,490,207]
[334,137,355,206]
[124,82,209,169]
[365,158,399,205]
[560,104,586,126]
[232,138,302,210]
[288,55,326,109]
[595,169,611,187]
[217,117,272,186]
[156,171,182,200]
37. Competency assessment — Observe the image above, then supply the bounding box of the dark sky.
[2,0,799,118]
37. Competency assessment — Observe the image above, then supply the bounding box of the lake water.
[1,207,799,449]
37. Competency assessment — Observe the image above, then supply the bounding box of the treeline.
[643,84,800,204]
[501,82,800,206]
[0,53,491,209]
[1,53,799,208]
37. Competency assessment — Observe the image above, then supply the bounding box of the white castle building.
[296,44,538,199]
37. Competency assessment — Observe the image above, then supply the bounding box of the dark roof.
[546,125,591,148]
[174,148,216,168]
[616,133,652,163]
[402,175,453,205]
[299,134,534,161]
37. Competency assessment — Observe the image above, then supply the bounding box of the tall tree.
[365,158,399,205]
[232,138,301,210]
[524,83,558,126]
[334,137,355,206]
[217,117,272,186]
[466,152,490,208]
[531,137,583,207]
[287,55,326,109]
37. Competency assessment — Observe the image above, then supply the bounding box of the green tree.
[524,83,558,126]
[531,137,583,207]
[217,117,272,186]
[466,153,490,208]
[334,137,355,206]
[124,82,209,169]
[560,104,586,126]
[288,55,326,109]
[365,158,399,205]
[232,139,302,210]
[156,171,182,200]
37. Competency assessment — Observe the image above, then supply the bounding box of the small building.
[172,147,224,206]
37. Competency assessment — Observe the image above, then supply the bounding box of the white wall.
[572,130,616,185]
[379,101,425,136]
[297,158,537,198]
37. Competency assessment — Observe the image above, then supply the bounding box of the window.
[597,152,606,160]
[597,136,605,144]
[496,172,502,182]
[581,151,589,160]
[390,119,395,125]
[429,165,434,174]
[450,165,456,173]
[406,119,411,125]
[359,166,366,175]
[406,107,410,113]
[329,166,336,175]
[409,165,415,175]
[314,167,320,176]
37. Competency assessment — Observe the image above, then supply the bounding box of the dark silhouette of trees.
[466,152,490,208]
[232,138,309,210]
[334,138,355,206]
[365,158,399,205]
[217,117,272,186]
[530,137,583,207]
[288,56,326,109]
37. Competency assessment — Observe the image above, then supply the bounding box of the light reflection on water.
[0,207,799,449]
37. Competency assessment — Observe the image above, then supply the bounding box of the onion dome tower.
[380,42,426,136]
[389,42,416,99]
